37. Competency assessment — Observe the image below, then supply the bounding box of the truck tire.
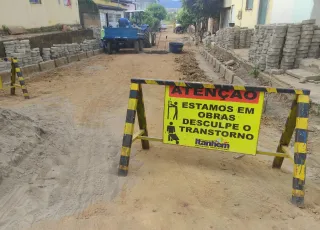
[143,28,152,48]
[139,40,144,52]
[134,41,139,53]
[107,41,112,54]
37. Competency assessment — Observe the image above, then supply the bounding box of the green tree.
[146,3,167,21]
[176,8,196,29]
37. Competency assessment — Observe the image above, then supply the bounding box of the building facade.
[220,0,320,29]
[0,0,80,29]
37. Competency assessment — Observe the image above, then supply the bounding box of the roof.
[93,0,127,11]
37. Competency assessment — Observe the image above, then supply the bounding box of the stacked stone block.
[234,28,240,49]
[3,40,33,67]
[31,48,43,65]
[308,27,320,58]
[246,29,253,48]
[0,60,11,72]
[295,19,315,67]
[249,25,260,63]
[266,24,288,70]
[42,48,51,61]
[239,29,248,48]
[280,23,301,70]
[258,25,274,70]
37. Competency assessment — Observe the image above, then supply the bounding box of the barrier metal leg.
[272,97,298,168]
[292,95,309,207]
[10,59,16,96]
[118,83,139,176]
[136,84,149,149]
[12,58,30,99]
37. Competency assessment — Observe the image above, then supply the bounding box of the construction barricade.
[118,78,310,207]
[0,57,29,99]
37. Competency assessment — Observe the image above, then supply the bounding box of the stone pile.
[308,27,320,58]
[258,25,274,70]
[31,48,43,64]
[3,40,33,66]
[281,23,301,70]
[80,39,100,51]
[0,60,11,72]
[246,29,253,48]
[234,28,240,49]
[239,29,247,48]
[294,19,315,67]
[248,25,260,63]
[42,48,51,61]
[266,24,288,70]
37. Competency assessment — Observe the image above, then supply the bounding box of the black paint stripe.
[119,155,130,166]
[129,90,138,99]
[295,129,308,143]
[125,109,136,124]
[294,153,307,165]
[297,103,309,118]
[292,177,304,190]
[122,134,133,148]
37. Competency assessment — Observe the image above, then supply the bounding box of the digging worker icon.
[167,122,179,144]
[167,101,178,120]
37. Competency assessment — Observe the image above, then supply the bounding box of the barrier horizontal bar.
[256,151,290,158]
[132,130,145,142]
[131,78,310,95]
[281,146,294,162]
[137,136,163,142]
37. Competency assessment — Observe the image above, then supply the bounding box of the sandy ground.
[0,29,320,230]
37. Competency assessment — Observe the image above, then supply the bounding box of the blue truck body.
[103,27,144,41]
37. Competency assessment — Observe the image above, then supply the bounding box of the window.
[64,0,72,6]
[246,0,254,10]
[29,0,41,4]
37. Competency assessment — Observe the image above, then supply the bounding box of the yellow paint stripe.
[124,123,134,135]
[15,68,21,73]
[23,93,29,97]
[294,142,307,153]
[297,95,310,103]
[127,98,138,110]
[0,76,3,89]
[292,189,304,197]
[21,85,26,89]
[18,77,24,81]
[233,86,246,91]
[203,83,215,88]
[296,117,308,129]
[145,80,157,85]
[293,164,306,180]
[294,89,303,95]
[121,147,131,157]
[119,165,128,170]
[130,83,139,90]
[266,87,277,93]
[175,82,187,87]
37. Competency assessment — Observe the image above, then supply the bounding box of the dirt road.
[0,30,319,230]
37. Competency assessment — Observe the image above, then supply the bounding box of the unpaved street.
[0,30,320,230]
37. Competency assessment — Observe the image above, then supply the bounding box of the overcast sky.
[159,0,182,8]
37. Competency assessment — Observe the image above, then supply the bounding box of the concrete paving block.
[233,76,247,85]
[302,25,314,31]
[286,69,320,80]
[212,58,216,68]
[21,64,40,77]
[215,61,221,73]
[78,52,87,60]
[87,51,94,58]
[54,57,68,67]
[67,55,79,63]
[0,71,12,84]
[39,60,55,71]
[225,69,235,84]
[93,49,102,55]
[219,65,226,78]
[302,19,316,25]
[312,38,320,43]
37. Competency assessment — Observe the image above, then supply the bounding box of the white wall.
[270,0,314,23]
[99,10,124,28]
[0,0,80,28]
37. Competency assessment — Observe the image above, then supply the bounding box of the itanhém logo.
[195,138,230,150]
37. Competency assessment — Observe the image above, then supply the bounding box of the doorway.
[258,0,269,25]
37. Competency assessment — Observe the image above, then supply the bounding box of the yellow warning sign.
[163,86,265,155]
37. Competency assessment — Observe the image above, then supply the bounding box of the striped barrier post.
[12,58,30,99]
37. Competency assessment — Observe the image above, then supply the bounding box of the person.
[118,18,131,28]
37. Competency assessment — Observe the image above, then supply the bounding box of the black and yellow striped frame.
[0,57,30,99]
[119,78,310,207]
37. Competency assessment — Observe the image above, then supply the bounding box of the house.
[79,0,135,28]
[0,0,80,29]
[220,0,320,29]
[136,0,157,11]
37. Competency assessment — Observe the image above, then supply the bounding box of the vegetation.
[176,8,196,29]
[141,3,168,31]
[181,0,222,41]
